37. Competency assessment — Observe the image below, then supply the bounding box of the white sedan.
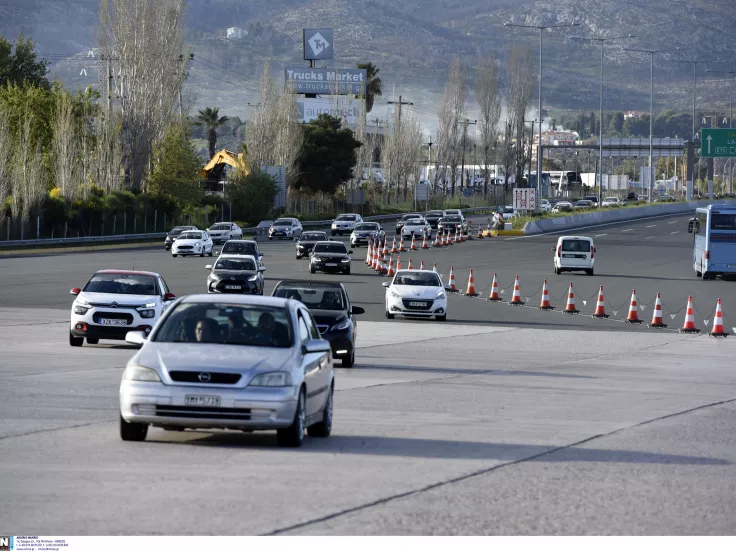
[119,295,334,447]
[171,230,214,257]
[601,197,621,207]
[401,217,432,239]
[551,201,573,213]
[383,269,448,321]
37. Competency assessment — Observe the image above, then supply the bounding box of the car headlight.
[436,290,446,299]
[123,365,161,382]
[74,305,89,315]
[330,319,351,332]
[137,309,155,319]
[341,258,350,263]
[248,275,259,281]
[312,257,322,262]
[248,372,293,387]
[390,290,402,300]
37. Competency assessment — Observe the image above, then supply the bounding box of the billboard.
[297,97,362,126]
[285,67,366,94]
[303,29,334,60]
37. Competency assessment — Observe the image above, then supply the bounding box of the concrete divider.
[522,200,736,236]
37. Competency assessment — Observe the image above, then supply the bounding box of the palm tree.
[195,107,229,160]
[357,62,382,113]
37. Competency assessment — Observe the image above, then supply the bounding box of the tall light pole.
[504,21,580,203]
[569,34,634,206]
[624,47,677,202]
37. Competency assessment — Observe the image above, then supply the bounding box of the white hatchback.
[553,236,595,275]
[383,269,448,321]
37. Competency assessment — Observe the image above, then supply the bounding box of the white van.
[553,236,595,275]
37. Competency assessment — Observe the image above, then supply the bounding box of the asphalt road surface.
[2,212,736,535]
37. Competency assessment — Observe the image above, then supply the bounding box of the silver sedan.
[119,294,334,447]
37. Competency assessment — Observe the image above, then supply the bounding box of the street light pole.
[569,34,633,207]
[707,69,736,193]
[504,21,580,203]
[624,47,677,202]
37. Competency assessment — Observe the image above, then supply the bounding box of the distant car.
[437,214,468,234]
[583,195,599,205]
[331,213,363,236]
[208,222,243,244]
[401,216,432,239]
[395,213,422,235]
[444,209,463,217]
[171,230,214,258]
[553,236,595,276]
[655,194,677,202]
[626,191,638,202]
[551,201,573,213]
[218,239,264,262]
[205,254,265,295]
[69,270,176,346]
[164,226,198,250]
[350,222,384,248]
[296,231,329,259]
[424,210,447,229]
[272,280,365,368]
[637,195,649,202]
[500,206,515,220]
[268,218,303,240]
[601,197,621,207]
[539,199,552,213]
[118,294,334,447]
[573,200,595,210]
[309,241,353,275]
[383,269,448,321]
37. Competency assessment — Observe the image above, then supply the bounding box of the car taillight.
[557,245,561,257]
[705,250,709,260]
[591,247,595,259]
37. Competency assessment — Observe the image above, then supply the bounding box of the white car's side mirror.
[382,282,390,288]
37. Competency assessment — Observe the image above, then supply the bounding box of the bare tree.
[13,112,45,236]
[382,108,423,203]
[98,0,187,191]
[475,51,502,199]
[53,91,80,201]
[507,45,536,187]
[434,57,468,197]
[0,110,13,223]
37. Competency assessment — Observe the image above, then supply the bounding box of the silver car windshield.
[210,224,230,230]
[154,303,292,348]
[355,224,378,231]
[221,242,257,255]
[84,274,158,295]
[179,232,202,240]
[273,286,346,311]
[214,259,256,271]
[394,272,442,287]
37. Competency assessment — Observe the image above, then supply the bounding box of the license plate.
[100,318,127,326]
[409,301,427,307]
[185,395,221,407]
[224,285,241,290]
[325,263,337,267]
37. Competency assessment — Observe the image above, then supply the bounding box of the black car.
[395,213,422,235]
[164,225,197,250]
[424,210,446,229]
[205,255,265,295]
[271,280,364,367]
[296,231,328,259]
[309,241,353,275]
[217,240,265,268]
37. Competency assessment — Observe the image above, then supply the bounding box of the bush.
[226,171,278,225]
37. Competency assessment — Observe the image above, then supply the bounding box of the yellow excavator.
[199,149,249,181]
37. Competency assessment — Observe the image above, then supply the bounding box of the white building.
[226,27,245,39]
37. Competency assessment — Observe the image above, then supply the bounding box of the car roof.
[217,254,256,261]
[180,294,291,308]
[394,269,440,275]
[313,240,346,245]
[95,269,160,277]
[273,280,345,290]
[224,239,257,244]
[557,235,594,241]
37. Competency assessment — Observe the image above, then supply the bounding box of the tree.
[0,110,12,222]
[357,62,382,113]
[52,90,81,201]
[225,170,278,224]
[146,124,203,207]
[293,114,361,195]
[475,51,502,199]
[195,107,229,160]
[507,45,535,187]
[435,57,468,196]
[382,107,423,202]
[0,34,50,89]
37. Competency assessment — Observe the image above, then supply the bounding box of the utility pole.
[177,54,194,121]
[387,95,413,124]
[457,118,477,196]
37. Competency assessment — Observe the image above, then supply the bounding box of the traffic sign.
[700,128,736,158]
[513,188,536,212]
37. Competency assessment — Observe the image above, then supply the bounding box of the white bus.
[688,204,736,279]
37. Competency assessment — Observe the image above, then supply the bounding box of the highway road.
[1,212,736,535]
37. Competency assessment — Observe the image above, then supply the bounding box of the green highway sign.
[701,128,736,158]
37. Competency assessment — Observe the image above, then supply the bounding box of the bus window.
[710,213,736,231]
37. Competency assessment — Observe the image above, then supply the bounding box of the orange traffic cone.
[477,224,484,239]
[680,296,700,333]
[365,240,372,265]
[383,240,389,259]
[625,289,642,324]
[387,256,395,277]
[420,260,425,270]
[410,234,417,251]
[407,258,413,270]
[447,266,458,292]
[649,293,667,328]
[592,286,609,319]
[421,233,429,249]
[464,269,478,297]
[433,231,442,247]
[381,252,389,275]
[563,282,579,314]
[539,280,554,310]
[487,273,501,301]
[709,298,729,337]
[396,256,402,271]
[432,263,438,273]
[466,222,474,240]
[509,275,524,305]
[399,235,406,252]
[391,235,398,254]
[454,228,461,244]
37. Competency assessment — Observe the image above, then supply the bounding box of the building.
[226,27,245,39]
[531,130,579,162]
[624,111,648,120]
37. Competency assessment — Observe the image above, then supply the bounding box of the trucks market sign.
[285,68,366,94]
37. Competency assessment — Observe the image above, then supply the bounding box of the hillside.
[2,0,735,132]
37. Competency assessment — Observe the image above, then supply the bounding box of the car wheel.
[172,254,177,258]
[331,231,336,236]
[341,348,355,368]
[436,314,447,321]
[69,332,83,347]
[277,388,305,447]
[119,415,148,442]
[296,254,301,260]
[585,269,594,276]
[208,249,213,257]
[554,265,561,275]
[268,237,273,240]
[309,265,316,274]
[200,250,205,257]
[308,385,333,438]
[385,310,395,320]
[344,267,351,275]
[86,338,99,345]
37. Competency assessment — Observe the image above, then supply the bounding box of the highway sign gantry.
[701,128,736,158]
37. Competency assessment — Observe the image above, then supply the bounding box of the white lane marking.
[595,234,607,237]
[669,220,678,224]
[671,231,679,235]
[646,236,656,240]
[622,229,633,232]
[646,225,656,228]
